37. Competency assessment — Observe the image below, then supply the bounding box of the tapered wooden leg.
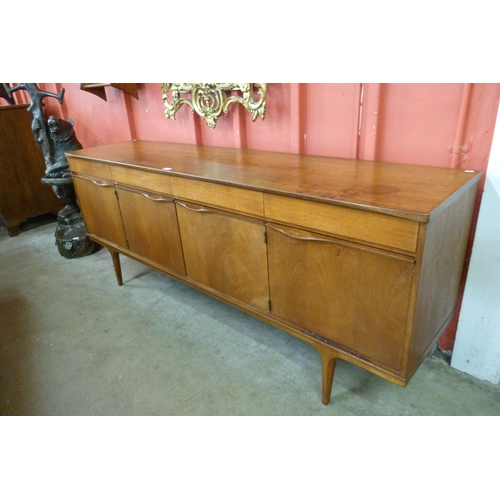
[319,349,337,405]
[108,249,123,286]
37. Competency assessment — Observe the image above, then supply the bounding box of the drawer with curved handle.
[172,177,264,217]
[68,158,112,180]
[174,200,263,224]
[110,165,173,195]
[264,193,419,254]
[116,184,174,203]
[265,223,415,262]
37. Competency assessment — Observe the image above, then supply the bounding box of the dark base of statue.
[54,209,100,259]
[42,176,100,259]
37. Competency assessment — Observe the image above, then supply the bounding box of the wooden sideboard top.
[67,140,481,222]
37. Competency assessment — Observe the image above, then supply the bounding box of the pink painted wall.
[5,83,500,351]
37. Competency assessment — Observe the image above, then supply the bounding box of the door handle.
[91,179,115,187]
[266,224,334,244]
[140,192,173,202]
[175,201,212,213]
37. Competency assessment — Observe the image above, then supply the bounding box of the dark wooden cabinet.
[67,141,481,404]
[0,104,63,235]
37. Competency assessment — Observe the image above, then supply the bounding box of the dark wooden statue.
[3,83,98,258]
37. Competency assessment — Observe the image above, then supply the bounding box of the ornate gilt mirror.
[161,83,267,129]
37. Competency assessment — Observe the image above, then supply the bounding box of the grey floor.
[1,216,500,416]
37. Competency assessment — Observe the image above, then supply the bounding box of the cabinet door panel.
[73,175,127,248]
[267,223,414,370]
[176,201,269,311]
[116,186,185,275]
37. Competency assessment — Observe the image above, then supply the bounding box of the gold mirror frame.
[161,83,267,129]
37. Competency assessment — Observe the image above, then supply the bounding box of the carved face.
[48,115,63,133]
[48,115,75,142]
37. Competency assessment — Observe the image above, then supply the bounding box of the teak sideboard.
[67,141,481,404]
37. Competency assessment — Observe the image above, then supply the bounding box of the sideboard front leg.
[317,347,338,405]
[108,249,123,286]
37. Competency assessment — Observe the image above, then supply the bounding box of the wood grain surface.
[67,140,481,221]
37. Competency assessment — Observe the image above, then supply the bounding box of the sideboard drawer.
[110,165,173,195]
[264,193,419,253]
[171,177,264,217]
[69,158,112,180]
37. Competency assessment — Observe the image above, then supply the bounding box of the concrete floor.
[1,216,500,416]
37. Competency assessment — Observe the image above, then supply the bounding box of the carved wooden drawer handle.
[266,223,414,262]
[116,185,173,201]
[266,224,334,244]
[175,201,212,213]
[91,179,115,187]
[140,192,172,202]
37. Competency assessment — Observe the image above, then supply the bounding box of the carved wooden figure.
[3,83,98,258]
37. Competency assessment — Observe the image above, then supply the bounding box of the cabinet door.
[73,174,127,248]
[116,186,186,276]
[175,201,269,311]
[266,223,414,371]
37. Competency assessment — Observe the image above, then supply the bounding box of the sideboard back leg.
[318,346,338,405]
[108,248,123,286]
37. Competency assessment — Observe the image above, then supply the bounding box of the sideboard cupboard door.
[115,186,186,276]
[175,201,269,311]
[72,174,127,249]
[266,223,415,371]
